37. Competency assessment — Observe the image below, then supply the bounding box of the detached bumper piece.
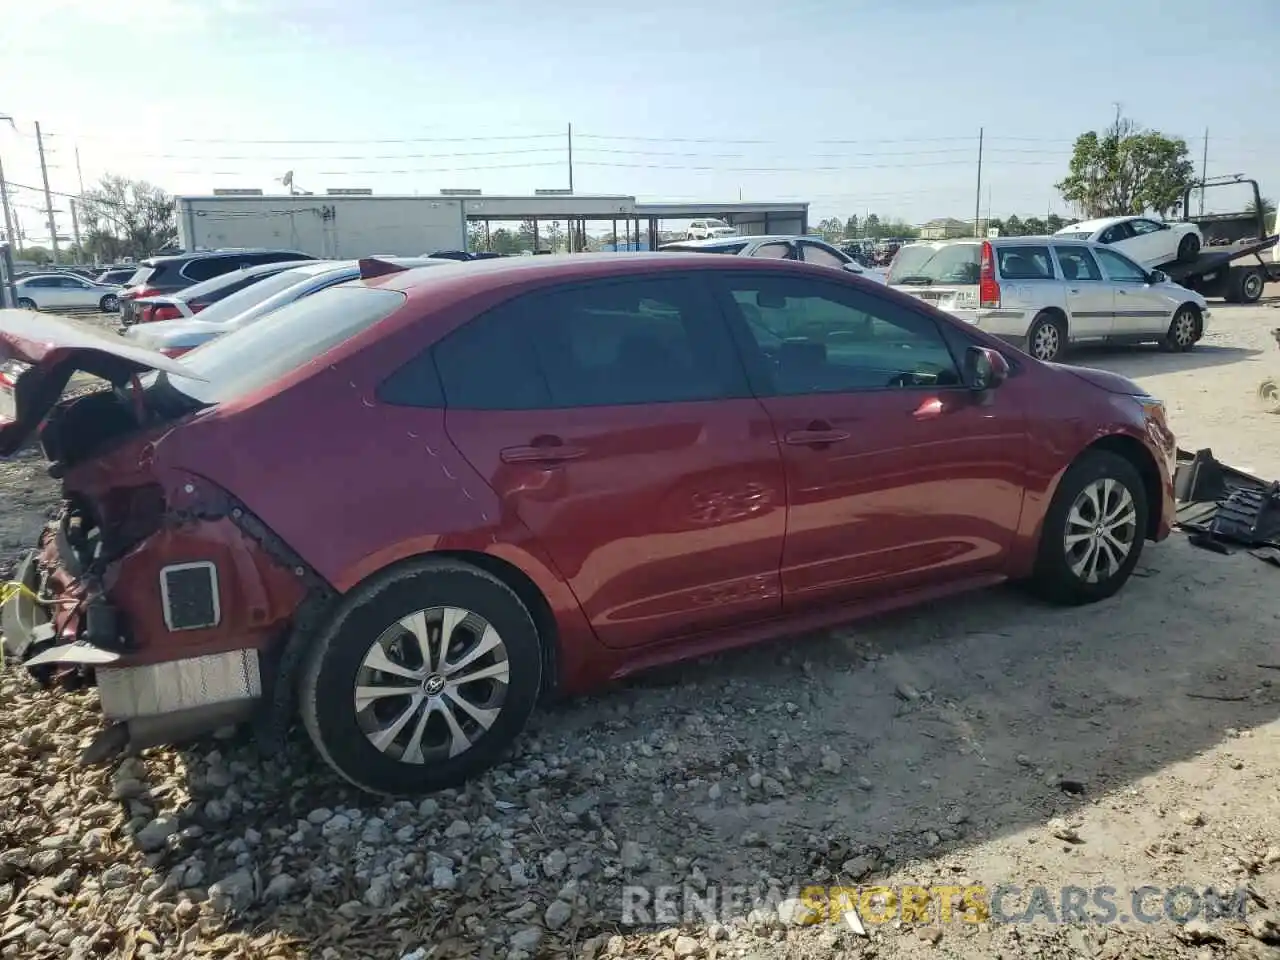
[1175,448,1280,565]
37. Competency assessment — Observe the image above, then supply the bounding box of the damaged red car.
[0,253,1177,795]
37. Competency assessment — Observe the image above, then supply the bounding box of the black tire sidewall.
[100,295,119,312]
[1241,271,1264,303]
[1178,234,1199,262]
[1034,451,1149,604]
[1165,307,1199,351]
[300,563,543,795]
[17,298,35,310]
[1027,312,1065,363]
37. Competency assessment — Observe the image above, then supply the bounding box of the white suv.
[685,218,737,240]
[886,237,1210,363]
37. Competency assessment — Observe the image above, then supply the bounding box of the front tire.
[299,558,544,796]
[1177,233,1200,263]
[1026,311,1067,363]
[1028,450,1148,605]
[1161,305,1200,352]
[16,298,36,310]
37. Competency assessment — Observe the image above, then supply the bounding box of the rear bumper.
[941,307,1033,339]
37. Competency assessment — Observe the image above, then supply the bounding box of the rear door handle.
[500,441,587,464]
[1068,287,1080,294]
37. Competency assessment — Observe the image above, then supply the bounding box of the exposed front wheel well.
[432,549,560,701]
[1083,434,1163,540]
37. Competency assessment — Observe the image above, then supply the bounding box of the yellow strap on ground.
[0,580,40,669]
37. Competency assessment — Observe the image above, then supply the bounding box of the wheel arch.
[1081,433,1163,540]
[1174,300,1203,337]
[1031,306,1069,333]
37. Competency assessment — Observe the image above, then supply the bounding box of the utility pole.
[35,122,59,264]
[0,114,16,258]
[973,127,984,238]
[1199,128,1209,216]
[567,123,574,194]
[71,146,85,263]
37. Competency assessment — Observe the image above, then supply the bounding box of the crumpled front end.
[2,466,318,764]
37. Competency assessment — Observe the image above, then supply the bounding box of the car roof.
[1061,216,1130,233]
[664,234,820,248]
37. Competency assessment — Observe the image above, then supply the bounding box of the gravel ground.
[4,296,1280,960]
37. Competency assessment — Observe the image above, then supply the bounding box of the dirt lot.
[3,295,1280,960]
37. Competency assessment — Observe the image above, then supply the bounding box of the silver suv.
[886,236,1210,362]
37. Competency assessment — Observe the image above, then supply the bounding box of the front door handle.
[1068,287,1080,294]
[784,421,850,447]
[1116,289,1128,296]
[500,439,587,464]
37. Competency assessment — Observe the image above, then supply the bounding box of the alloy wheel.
[1172,309,1197,347]
[1063,478,1138,584]
[1031,322,1060,361]
[1244,272,1264,302]
[353,606,510,764]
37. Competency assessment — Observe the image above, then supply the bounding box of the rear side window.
[662,242,748,255]
[430,277,745,410]
[752,242,794,260]
[997,246,1054,280]
[1053,246,1102,281]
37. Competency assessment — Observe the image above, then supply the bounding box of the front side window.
[1129,219,1164,235]
[1098,223,1134,244]
[1094,248,1148,282]
[721,276,961,394]
[434,276,742,409]
[997,246,1054,280]
[1053,246,1103,281]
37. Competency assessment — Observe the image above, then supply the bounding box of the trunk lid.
[0,309,202,456]
[889,284,980,311]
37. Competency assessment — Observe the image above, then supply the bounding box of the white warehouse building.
[173,192,811,257]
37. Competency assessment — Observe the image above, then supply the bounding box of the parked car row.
[0,248,1177,796]
[659,234,886,282]
[13,272,124,313]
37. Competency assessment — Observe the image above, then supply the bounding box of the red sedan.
[0,253,1176,795]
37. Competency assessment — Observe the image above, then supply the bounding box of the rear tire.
[1236,268,1266,304]
[1160,305,1200,352]
[299,558,543,796]
[1028,450,1148,605]
[1026,311,1067,363]
[99,294,119,312]
[16,298,36,310]
[1177,233,1200,263]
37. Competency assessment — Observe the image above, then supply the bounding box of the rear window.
[886,243,981,285]
[662,242,748,255]
[163,286,406,406]
[182,256,240,283]
[1055,231,1092,240]
[126,265,157,287]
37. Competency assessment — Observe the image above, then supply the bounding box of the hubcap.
[1064,478,1138,584]
[1032,323,1060,361]
[1174,311,1196,344]
[353,606,510,764]
[1245,274,1263,299]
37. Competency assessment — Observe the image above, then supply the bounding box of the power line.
[56,131,565,145]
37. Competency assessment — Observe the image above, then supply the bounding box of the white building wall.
[175,196,468,257]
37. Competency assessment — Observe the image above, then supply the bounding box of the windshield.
[705,220,730,228]
[662,242,748,255]
[886,243,982,285]
[186,266,329,325]
[126,265,156,286]
[157,286,406,406]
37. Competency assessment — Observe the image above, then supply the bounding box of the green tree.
[1246,195,1277,225]
[1046,213,1066,233]
[816,217,844,241]
[14,245,52,264]
[844,214,860,238]
[487,227,524,255]
[1004,215,1024,237]
[544,220,566,253]
[986,218,1005,237]
[1057,115,1194,218]
[77,174,178,261]
[864,214,882,239]
[1023,217,1047,236]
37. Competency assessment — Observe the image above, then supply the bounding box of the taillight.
[149,305,182,323]
[159,346,191,358]
[979,241,1000,308]
[123,286,160,300]
[189,303,206,314]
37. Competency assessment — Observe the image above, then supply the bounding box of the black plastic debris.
[1174,448,1280,562]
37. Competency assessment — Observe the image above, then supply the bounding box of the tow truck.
[1159,175,1279,303]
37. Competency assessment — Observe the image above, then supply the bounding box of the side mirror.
[1148,269,1168,285]
[964,345,1009,391]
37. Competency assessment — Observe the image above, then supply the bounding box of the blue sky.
[3,0,1278,243]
